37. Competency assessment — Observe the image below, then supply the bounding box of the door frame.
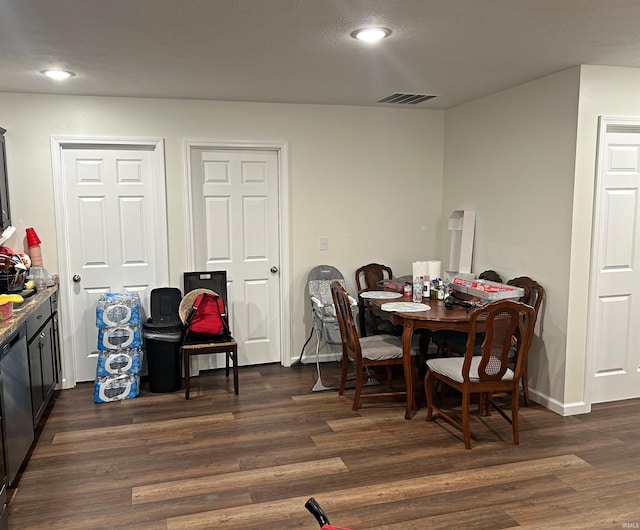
[183,139,290,366]
[51,136,169,388]
[585,116,640,409]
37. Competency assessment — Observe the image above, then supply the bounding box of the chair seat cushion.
[359,334,416,361]
[426,356,514,383]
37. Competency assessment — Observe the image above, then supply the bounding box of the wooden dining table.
[365,293,481,419]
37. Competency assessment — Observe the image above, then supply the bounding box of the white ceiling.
[2,0,640,110]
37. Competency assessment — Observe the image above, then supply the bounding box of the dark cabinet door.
[41,321,56,404]
[28,319,55,427]
[28,337,43,424]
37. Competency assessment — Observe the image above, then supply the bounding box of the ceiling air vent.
[377,92,437,105]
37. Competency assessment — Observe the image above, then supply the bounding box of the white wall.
[442,67,581,409]
[0,92,444,366]
[565,65,640,407]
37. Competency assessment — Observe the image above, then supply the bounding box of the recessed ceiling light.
[40,69,76,80]
[351,27,391,42]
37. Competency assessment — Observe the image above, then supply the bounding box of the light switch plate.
[319,236,328,251]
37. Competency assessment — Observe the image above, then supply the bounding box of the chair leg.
[370,313,380,335]
[411,361,418,411]
[424,370,434,421]
[225,349,230,377]
[418,332,430,360]
[231,347,239,395]
[339,355,349,395]
[479,392,493,416]
[512,387,520,445]
[522,373,530,406]
[352,362,364,411]
[358,303,367,337]
[462,388,471,450]
[183,348,191,400]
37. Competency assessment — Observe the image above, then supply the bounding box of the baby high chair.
[295,265,357,392]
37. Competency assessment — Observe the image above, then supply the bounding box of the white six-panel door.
[53,139,168,384]
[188,145,281,367]
[588,119,640,404]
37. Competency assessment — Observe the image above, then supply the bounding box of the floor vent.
[377,93,438,105]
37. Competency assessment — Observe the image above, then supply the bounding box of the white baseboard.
[529,388,590,416]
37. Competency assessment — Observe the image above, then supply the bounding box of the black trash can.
[144,287,184,393]
[144,324,183,393]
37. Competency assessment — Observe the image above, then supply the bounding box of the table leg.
[403,324,414,419]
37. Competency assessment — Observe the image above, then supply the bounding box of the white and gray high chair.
[296,265,372,392]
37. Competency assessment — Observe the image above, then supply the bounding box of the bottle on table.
[413,276,423,303]
[437,280,445,300]
[422,276,430,302]
[431,279,439,299]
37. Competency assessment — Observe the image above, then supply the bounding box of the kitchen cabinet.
[27,296,57,427]
[0,326,33,486]
[0,287,60,499]
[0,365,8,530]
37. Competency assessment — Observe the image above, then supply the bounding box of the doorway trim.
[51,136,169,388]
[183,139,291,366]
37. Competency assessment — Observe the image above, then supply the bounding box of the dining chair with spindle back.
[424,299,536,449]
[355,263,393,336]
[506,276,544,406]
[332,280,417,412]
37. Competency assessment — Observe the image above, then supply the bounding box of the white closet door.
[189,147,281,367]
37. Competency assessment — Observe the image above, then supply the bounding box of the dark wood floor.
[7,361,640,529]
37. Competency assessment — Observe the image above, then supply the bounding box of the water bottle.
[413,276,422,303]
[422,276,431,301]
[437,280,445,300]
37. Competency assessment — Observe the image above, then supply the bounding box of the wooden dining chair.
[331,280,416,411]
[355,263,393,336]
[424,299,535,449]
[180,272,239,398]
[506,276,544,406]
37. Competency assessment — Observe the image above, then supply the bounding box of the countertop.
[0,286,57,343]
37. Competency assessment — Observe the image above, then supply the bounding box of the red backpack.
[185,292,231,342]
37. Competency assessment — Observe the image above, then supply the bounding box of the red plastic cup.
[26,227,42,247]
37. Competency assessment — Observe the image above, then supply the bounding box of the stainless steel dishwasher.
[1,324,34,485]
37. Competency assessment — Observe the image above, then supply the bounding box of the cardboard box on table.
[445,210,475,281]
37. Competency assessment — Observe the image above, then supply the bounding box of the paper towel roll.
[412,261,429,280]
[427,260,441,281]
